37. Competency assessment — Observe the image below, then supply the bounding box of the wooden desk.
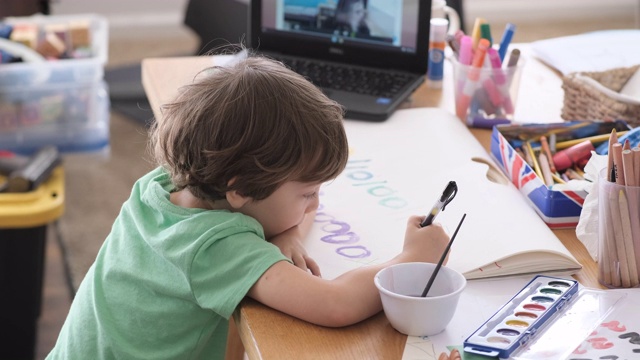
[141,50,601,359]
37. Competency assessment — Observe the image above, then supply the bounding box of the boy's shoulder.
[132,166,266,239]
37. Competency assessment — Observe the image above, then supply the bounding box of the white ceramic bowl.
[374,262,466,336]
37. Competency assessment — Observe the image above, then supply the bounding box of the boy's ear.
[226,189,250,209]
[225,177,250,209]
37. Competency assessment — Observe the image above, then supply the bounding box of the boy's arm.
[248,216,450,327]
[268,211,321,276]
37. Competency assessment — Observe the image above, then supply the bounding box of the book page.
[304,108,581,280]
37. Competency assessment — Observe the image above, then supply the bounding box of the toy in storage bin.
[0,166,64,360]
[0,14,110,155]
[490,120,631,228]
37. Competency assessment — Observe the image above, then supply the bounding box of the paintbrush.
[421,213,467,297]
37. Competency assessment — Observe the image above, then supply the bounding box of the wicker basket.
[561,65,640,126]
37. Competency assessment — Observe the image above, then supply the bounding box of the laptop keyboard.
[278,57,414,99]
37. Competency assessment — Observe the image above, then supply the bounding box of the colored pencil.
[612,143,625,185]
[539,135,556,173]
[525,141,543,180]
[607,129,619,182]
[538,153,554,186]
[609,190,632,288]
[555,131,628,150]
[618,189,639,287]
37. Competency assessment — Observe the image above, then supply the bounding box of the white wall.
[51,0,639,30]
[465,0,639,25]
[51,0,189,28]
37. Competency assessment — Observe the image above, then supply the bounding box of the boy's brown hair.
[150,55,349,202]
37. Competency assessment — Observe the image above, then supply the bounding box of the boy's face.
[241,181,321,239]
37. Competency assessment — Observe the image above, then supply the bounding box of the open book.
[304,108,582,280]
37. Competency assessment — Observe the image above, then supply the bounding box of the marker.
[471,17,485,50]
[458,35,473,66]
[506,48,521,68]
[480,23,492,46]
[498,23,516,62]
[487,47,514,114]
[467,116,511,129]
[421,181,458,227]
[475,86,498,116]
[447,34,460,57]
[453,29,465,49]
[455,36,473,101]
[456,38,490,119]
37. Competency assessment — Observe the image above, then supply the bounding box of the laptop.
[249,0,432,122]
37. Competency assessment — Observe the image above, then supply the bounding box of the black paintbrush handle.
[421,213,467,297]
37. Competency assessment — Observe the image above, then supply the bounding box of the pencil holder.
[597,168,640,289]
[451,57,525,128]
[562,65,640,126]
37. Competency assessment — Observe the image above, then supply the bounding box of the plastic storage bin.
[0,166,64,360]
[0,80,110,155]
[0,13,108,86]
[0,14,110,155]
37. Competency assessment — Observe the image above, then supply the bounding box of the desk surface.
[141,50,602,360]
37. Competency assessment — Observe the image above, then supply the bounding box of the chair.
[184,0,250,55]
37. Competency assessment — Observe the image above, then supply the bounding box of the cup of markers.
[450,23,524,129]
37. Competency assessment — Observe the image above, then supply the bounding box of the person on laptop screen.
[330,0,370,38]
[284,0,393,44]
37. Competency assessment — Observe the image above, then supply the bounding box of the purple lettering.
[336,245,371,258]
[321,232,359,244]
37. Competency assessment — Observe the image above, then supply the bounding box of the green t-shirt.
[47,167,288,360]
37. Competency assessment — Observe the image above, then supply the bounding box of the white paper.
[531,30,640,75]
[305,108,580,281]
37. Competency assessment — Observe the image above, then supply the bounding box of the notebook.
[304,108,582,280]
[249,0,432,122]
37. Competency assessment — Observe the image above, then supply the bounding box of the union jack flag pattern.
[490,127,586,228]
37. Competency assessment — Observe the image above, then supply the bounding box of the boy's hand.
[400,215,450,264]
[270,227,322,277]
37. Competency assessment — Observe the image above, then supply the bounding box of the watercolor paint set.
[462,275,628,359]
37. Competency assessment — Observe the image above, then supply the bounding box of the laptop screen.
[262,0,420,54]
[251,0,431,73]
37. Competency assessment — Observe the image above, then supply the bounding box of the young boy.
[47,56,452,359]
